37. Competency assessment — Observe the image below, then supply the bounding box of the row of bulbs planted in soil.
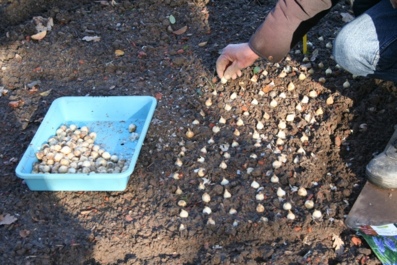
[172,51,344,225]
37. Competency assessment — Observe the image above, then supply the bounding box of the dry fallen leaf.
[262,82,275,93]
[82,36,101,42]
[335,136,342,147]
[173,25,187,35]
[31,30,47,41]
[28,86,39,94]
[115,49,124,56]
[80,210,91,215]
[241,105,249,112]
[351,236,362,246]
[19,229,31,238]
[154,92,163,100]
[39,89,52,97]
[0,214,18,225]
[332,233,344,256]
[198,41,207,47]
[125,215,133,222]
[138,51,147,58]
[8,100,24,109]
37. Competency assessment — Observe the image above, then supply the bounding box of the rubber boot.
[366,125,397,189]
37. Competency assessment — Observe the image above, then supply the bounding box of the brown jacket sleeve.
[249,0,336,62]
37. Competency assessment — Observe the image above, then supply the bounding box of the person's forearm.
[249,0,339,62]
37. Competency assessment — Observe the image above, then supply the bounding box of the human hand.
[216,43,259,83]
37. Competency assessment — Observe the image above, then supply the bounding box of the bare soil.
[1,0,396,264]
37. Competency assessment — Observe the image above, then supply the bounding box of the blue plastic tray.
[15,96,157,191]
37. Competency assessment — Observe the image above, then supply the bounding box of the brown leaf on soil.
[115,49,124,57]
[125,215,133,222]
[33,66,43,72]
[351,236,362,246]
[19,229,30,238]
[241,105,249,112]
[332,233,344,256]
[9,100,19,107]
[198,41,207,47]
[40,89,52,97]
[8,100,24,109]
[262,83,274,93]
[173,25,187,35]
[154,92,163,100]
[257,159,265,166]
[28,86,39,94]
[293,226,302,232]
[31,30,47,40]
[138,51,147,58]
[335,136,342,147]
[80,210,91,215]
[0,214,18,225]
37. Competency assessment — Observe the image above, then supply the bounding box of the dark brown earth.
[1,0,397,264]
